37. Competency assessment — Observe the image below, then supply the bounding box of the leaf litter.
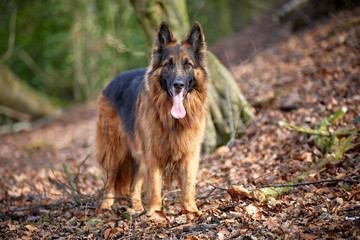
[1,7,360,239]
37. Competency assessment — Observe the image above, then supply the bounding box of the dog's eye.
[165,62,172,68]
[184,63,192,69]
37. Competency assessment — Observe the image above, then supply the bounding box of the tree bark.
[130,0,254,152]
[0,62,56,119]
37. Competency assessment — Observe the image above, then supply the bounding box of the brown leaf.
[266,216,279,230]
[244,203,262,220]
[227,185,255,202]
[152,210,168,222]
[25,224,37,232]
[157,233,168,238]
[300,233,318,240]
[104,228,111,240]
[41,232,51,240]
[218,228,231,239]
[94,205,102,215]
[216,145,230,156]
[6,221,16,231]
[272,228,284,235]
[186,236,199,240]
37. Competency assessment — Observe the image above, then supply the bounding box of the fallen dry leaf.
[104,228,111,240]
[227,185,255,201]
[186,236,199,240]
[244,203,262,220]
[25,224,37,232]
[266,216,280,230]
[6,221,16,231]
[152,210,168,223]
[215,145,230,157]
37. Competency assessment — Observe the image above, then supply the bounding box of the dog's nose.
[173,79,185,90]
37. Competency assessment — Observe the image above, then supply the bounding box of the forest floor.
[1,7,360,240]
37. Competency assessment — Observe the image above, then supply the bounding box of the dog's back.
[102,68,146,136]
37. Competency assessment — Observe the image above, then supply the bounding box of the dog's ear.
[182,22,206,57]
[153,21,176,53]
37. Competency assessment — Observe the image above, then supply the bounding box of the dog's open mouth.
[170,89,186,119]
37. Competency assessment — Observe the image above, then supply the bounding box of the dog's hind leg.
[130,164,144,212]
[114,154,134,203]
[95,93,130,209]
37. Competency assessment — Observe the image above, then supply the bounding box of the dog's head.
[148,21,208,119]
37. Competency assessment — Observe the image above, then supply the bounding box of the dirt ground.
[1,7,360,239]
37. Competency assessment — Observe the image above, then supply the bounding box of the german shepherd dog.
[95,21,209,216]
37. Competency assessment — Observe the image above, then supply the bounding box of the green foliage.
[0,0,148,103]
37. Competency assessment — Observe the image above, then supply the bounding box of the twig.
[259,178,359,188]
[162,189,181,201]
[341,205,360,211]
[1,201,72,215]
[209,183,227,191]
[198,186,217,200]
[0,196,100,217]
[73,152,91,196]
[63,163,79,204]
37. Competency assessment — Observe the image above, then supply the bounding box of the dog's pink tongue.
[171,92,186,119]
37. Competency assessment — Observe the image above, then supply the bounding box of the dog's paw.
[181,209,202,219]
[146,205,162,217]
[100,199,114,210]
[132,205,144,213]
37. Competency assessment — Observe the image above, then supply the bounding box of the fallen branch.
[0,201,72,215]
[341,205,360,211]
[229,108,358,203]
[198,183,226,200]
[278,121,356,137]
[259,178,359,188]
[0,197,97,217]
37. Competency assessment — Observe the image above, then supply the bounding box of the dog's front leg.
[145,161,163,216]
[179,151,200,214]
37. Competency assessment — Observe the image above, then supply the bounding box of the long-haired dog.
[95,21,209,216]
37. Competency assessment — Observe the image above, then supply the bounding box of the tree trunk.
[0,62,56,119]
[130,0,254,152]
